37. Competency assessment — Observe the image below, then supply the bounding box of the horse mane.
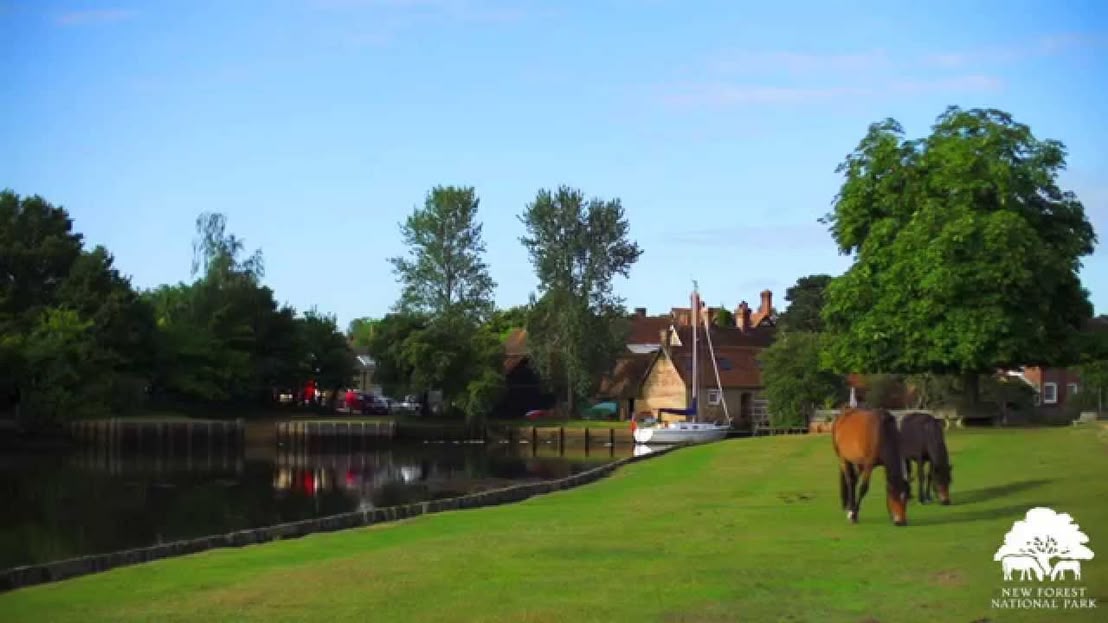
[877,410,909,496]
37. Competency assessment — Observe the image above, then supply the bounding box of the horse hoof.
[894,519,907,527]
[941,500,950,506]
[848,511,858,523]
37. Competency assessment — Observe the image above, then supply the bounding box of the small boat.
[632,282,731,446]
[632,418,729,444]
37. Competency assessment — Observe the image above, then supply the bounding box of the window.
[707,389,722,405]
[1068,383,1079,398]
[716,357,733,371]
[1042,382,1058,404]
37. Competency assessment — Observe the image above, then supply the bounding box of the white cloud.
[54,8,135,26]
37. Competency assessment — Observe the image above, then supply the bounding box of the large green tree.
[390,185,495,322]
[778,274,833,333]
[383,186,502,420]
[820,107,1097,403]
[1,191,158,428]
[519,186,642,413]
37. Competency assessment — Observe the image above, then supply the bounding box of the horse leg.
[839,461,856,520]
[919,459,929,504]
[853,464,874,523]
[925,459,936,504]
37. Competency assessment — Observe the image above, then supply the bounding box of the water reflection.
[0,440,631,571]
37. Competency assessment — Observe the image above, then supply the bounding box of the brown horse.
[832,408,909,526]
[898,412,952,505]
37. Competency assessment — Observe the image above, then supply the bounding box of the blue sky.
[3,0,1107,329]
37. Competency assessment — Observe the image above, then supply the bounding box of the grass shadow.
[911,504,1038,526]
[951,479,1053,506]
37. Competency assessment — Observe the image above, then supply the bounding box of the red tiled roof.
[668,344,766,388]
[598,353,655,398]
[504,354,527,375]
[627,315,672,345]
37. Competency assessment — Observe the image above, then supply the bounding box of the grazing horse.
[832,408,909,526]
[1002,555,1044,581]
[898,412,953,505]
[1051,560,1082,581]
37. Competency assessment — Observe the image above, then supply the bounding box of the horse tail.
[926,418,951,479]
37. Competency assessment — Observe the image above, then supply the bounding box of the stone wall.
[0,444,681,593]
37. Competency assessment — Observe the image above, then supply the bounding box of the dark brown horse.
[832,408,909,526]
[898,412,952,505]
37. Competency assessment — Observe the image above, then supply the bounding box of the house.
[1008,366,1083,416]
[620,293,778,428]
[632,323,773,428]
[345,343,380,394]
[503,289,779,422]
[498,329,555,416]
[626,308,673,354]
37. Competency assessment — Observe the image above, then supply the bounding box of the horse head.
[933,462,952,505]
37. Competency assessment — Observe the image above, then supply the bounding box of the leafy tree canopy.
[519,186,642,411]
[389,185,495,323]
[713,305,735,328]
[821,107,1097,377]
[778,274,833,333]
[347,317,379,349]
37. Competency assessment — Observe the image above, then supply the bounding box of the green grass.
[4,426,1107,622]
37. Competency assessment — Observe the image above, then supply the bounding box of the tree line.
[5,105,1105,432]
[763,107,1107,426]
[354,185,642,424]
[0,195,356,431]
[0,181,646,432]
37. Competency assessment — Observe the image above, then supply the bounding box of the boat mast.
[691,281,699,423]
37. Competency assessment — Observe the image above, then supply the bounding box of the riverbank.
[4,426,1106,621]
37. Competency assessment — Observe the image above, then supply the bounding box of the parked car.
[396,395,422,414]
[358,393,390,415]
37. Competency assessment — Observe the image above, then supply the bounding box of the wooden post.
[585,427,590,452]
[559,427,565,456]
[531,426,537,446]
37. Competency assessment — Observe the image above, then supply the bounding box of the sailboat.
[632,282,731,445]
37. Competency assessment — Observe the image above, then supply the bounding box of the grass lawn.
[3,426,1106,622]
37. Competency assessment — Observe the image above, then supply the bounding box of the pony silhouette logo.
[994,507,1094,582]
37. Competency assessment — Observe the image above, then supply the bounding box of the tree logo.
[994,507,1094,582]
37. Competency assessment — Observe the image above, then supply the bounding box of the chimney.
[634,307,647,318]
[736,301,751,332]
[701,306,715,327]
[760,290,773,317]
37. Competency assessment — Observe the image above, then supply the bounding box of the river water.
[0,439,632,571]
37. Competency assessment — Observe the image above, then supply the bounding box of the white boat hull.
[633,423,730,445]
